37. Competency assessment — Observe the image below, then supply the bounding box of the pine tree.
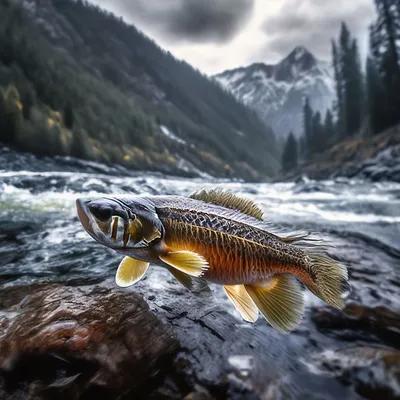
[64,102,74,130]
[299,136,306,162]
[331,40,342,140]
[340,23,363,137]
[338,23,351,139]
[70,128,93,159]
[281,133,298,172]
[21,90,34,120]
[324,109,335,147]
[2,85,22,143]
[366,56,387,134]
[312,111,323,153]
[369,0,400,129]
[332,23,364,139]
[347,39,364,134]
[303,97,313,159]
[0,88,5,142]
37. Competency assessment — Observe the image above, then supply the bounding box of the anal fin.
[115,256,149,287]
[159,250,209,277]
[245,274,305,333]
[224,285,258,322]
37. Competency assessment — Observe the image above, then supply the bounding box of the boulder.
[0,284,179,400]
[312,303,400,349]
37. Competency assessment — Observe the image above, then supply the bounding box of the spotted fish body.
[76,189,350,333]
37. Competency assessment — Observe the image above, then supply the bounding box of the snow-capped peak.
[213,47,334,138]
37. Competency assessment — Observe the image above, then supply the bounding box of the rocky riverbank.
[282,124,400,183]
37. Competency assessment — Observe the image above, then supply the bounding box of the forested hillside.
[0,0,278,180]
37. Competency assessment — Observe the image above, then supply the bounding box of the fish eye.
[89,204,113,222]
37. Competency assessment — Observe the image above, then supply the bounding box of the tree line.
[282,0,400,172]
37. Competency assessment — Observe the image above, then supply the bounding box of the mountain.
[213,46,334,139]
[0,0,279,180]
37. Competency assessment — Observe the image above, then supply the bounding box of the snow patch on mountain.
[160,125,187,145]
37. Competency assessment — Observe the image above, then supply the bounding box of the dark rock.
[387,164,400,182]
[0,284,179,400]
[294,175,308,184]
[292,181,326,194]
[363,166,389,181]
[344,165,363,179]
[0,221,39,243]
[312,303,400,349]
[311,347,400,400]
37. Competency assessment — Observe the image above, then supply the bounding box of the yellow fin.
[189,188,263,220]
[245,274,305,333]
[115,256,149,287]
[224,285,259,323]
[306,254,349,309]
[159,250,209,277]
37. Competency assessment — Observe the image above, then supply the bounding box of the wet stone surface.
[0,284,179,400]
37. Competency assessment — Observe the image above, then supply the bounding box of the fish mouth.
[76,197,143,250]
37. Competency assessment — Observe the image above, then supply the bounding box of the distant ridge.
[214,46,334,138]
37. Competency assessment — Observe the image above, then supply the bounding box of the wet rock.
[292,181,326,194]
[294,175,308,184]
[0,221,40,243]
[0,284,179,400]
[362,165,390,181]
[312,303,400,349]
[312,348,400,400]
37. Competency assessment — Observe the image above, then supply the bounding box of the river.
[0,147,399,399]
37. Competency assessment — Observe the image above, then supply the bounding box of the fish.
[76,188,350,333]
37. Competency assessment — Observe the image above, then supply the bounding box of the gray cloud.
[93,0,254,44]
[89,0,376,73]
[259,0,376,61]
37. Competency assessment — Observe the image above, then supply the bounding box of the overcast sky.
[89,0,377,75]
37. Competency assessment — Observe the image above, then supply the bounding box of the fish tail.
[279,232,350,309]
[305,252,350,309]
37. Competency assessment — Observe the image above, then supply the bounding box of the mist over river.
[0,148,399,399]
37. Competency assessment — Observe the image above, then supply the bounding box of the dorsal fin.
[189,188,264,220]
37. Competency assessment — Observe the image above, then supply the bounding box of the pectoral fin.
[224,285,259,323]
[115,256,149,287]
[245,274,305,333]
[159,250,209,277]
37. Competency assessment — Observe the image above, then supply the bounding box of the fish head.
[76,196,163,256]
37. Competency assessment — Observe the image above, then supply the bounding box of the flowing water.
[1,148,400,399]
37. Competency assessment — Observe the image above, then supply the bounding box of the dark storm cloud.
[94,0,255,44]
[259,0,375,60]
